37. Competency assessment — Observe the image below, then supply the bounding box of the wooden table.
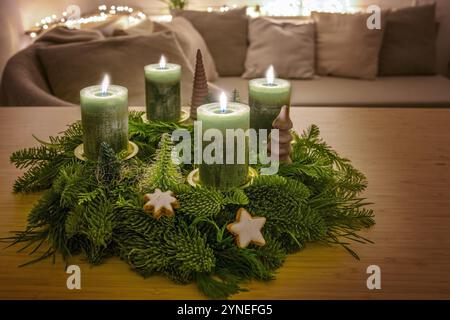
[1,106,450,300]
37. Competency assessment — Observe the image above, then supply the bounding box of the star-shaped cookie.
[143,188,179,219]
[227,208,266,248]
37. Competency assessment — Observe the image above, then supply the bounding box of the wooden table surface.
[0,106,449,300]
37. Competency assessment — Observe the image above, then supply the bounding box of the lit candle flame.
[220,92,227,113]
[266,65,275,85]
[101,74,110,96]
[159,55,167,69]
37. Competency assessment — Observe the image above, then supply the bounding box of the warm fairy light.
[101,74,110,96]
[300,0,357,15]
[25,6,147,39]
[159,55,167,69]
[207,7,213,12]
[220,92,227,113]
[266,65,275,85]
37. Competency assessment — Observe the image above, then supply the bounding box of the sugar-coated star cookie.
[227,208,266,248]
[143,188,179,219]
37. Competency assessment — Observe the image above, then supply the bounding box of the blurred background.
[1,0,449,77]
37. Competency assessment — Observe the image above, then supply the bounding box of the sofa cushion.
[172,7,248,77]
[0,27,104,106]
[0,44,72,106]
[243,18,315,79]
[154,17,219,81]
[37,31,194,106]
[36,26,105,44]
[213,76,450,107]
[379,4,437,76]
[312,12,387,80]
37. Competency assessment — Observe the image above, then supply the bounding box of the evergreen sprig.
[138,133,183,192]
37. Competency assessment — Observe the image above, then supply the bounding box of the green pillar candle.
[144,56,181,122]
[80,78,128,160]
[248,66,291,132]
[197,93,250,190]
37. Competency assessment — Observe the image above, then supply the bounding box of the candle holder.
[187,167,258,189]
[141,109,190,124]
[74,141,139,161]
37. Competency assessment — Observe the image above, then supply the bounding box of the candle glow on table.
[248,65,291,132]
[80,75,129,160]
[144,55,181,121]
[197,93,250,189]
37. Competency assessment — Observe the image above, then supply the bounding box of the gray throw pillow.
[379,4,437,76]
[172,7,248,77]
[36,26,105,44]
[313,11,387,80]
[243,17,315,79]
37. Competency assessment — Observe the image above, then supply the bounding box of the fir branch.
[13,157,76,193]
[196,273,245,300]
[96,142,122,184]
[175,185,224,218]
[10,146,59,169]
[138,133,183,192]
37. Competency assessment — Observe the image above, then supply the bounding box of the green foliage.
[96,142,122,184]
[231,89,241,103]
[196,273,245,300]
[128,112,193,161]
[159,0,187,10]
[4,119,375,299]
[175,185,224,218]
[138,133,183,192]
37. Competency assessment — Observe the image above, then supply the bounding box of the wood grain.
[1,106,450,299]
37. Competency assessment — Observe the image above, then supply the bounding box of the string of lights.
[26,4,146,39]
[26,1,359,39]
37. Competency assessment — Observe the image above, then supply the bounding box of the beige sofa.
[2,23,450,107]
[216,75,450,107]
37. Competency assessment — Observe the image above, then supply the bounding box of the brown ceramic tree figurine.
[268,105,293,164]
[190,49,209,119]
